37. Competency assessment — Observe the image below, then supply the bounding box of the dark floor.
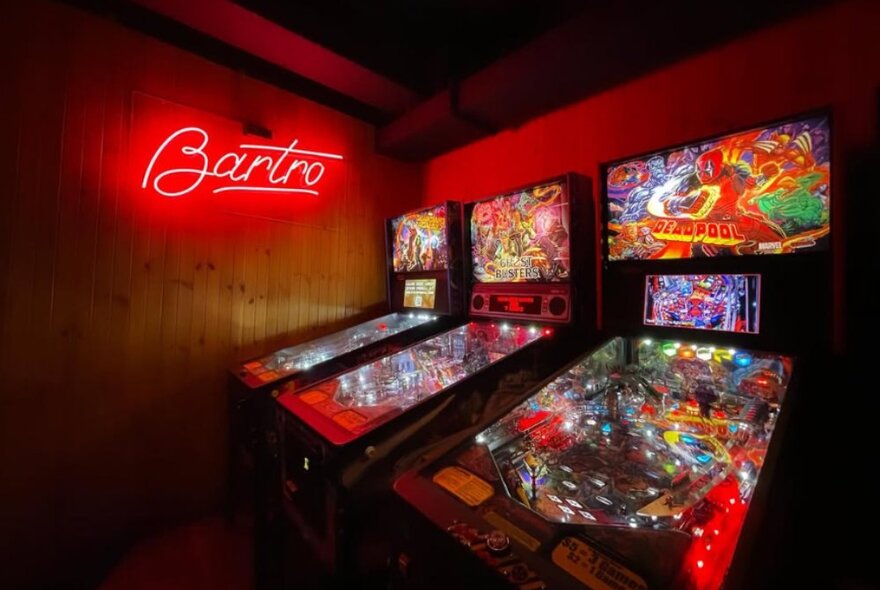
[96,514,879,590]
[98,518,252,590]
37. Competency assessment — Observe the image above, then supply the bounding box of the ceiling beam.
[130,0,420,116]
[376,0,833,160]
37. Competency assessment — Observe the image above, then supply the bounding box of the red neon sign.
[141,126,344,198]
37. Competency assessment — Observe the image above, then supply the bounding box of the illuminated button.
[548,296,567,316]
[486,530,510,555]
[734,352,753,367]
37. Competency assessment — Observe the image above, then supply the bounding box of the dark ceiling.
[234,0,587,96]
[70,0,835,159]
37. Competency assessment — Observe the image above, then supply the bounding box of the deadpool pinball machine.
[270,173,597,585]
[393,112,832,590]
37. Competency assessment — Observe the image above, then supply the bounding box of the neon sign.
[141,127,344,198]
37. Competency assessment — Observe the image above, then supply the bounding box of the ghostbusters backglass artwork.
[471,182,571,282]
[606,114,830,260]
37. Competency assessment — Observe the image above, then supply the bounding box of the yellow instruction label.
[299,390,329,405]
[552,536,647,590]
[332,409,368,431]
[257,370,279,382]
[432,466,494,507]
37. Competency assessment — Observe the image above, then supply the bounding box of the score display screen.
[391,204,449,273]
[471,181,570,283]
[403,279,437,309]
[488,294,543,316]
[644,274,761,334]
[605,114,830,260]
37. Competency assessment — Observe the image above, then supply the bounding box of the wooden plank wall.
[0,2,422,588]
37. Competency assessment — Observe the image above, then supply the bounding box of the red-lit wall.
[0,2,420,588]
[422,0,880,352]
[2,0,878,587]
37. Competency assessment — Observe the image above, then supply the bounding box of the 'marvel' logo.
[141,127,344,198]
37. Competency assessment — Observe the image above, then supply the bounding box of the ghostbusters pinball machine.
[393,112,832,590]
[271,174,595,584]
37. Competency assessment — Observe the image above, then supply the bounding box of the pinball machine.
[230,201,466,431]
[271,173,596,584]
[231,202,466,590]
[393,112,832,590]
[228,202,465,505]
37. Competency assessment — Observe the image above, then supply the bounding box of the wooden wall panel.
[0,2,422,588]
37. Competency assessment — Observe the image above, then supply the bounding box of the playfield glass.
[471,182,570,283]
[606,115,830,260]
[239,313,433,383]
[292,322,543,442]
[448,337,792,589]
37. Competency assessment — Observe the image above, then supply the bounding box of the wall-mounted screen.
[391,204,449,272]
[644,274,761,334]
[606,114,830,260]
[471,181,570,283]
[403,279,437,309]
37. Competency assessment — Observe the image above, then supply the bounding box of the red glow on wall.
[141,126,343,199]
